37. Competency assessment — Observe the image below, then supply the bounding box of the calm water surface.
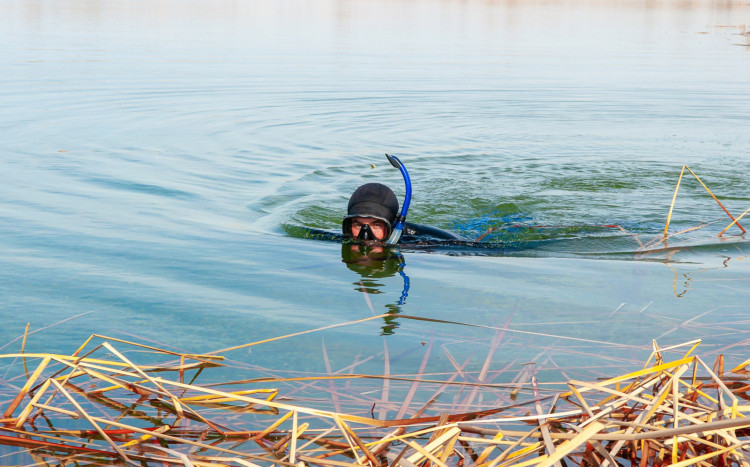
[1,0,750,386]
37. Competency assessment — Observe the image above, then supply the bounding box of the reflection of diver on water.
[341,243,410,336]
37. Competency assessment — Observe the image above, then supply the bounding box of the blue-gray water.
[1,0,750,387]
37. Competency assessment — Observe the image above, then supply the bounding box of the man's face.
[351,217,389,241]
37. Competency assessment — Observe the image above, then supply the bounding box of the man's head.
[342,183,399,242]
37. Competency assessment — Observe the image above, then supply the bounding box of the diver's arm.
[403,222,461,241]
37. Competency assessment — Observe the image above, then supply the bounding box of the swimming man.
[342,182,459,242]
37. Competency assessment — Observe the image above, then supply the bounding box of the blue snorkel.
[385,154,411,245]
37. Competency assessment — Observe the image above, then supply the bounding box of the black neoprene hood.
[342,183,399,237]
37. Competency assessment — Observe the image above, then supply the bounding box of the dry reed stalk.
[720,206,750,237]
[21,323,30,379]
[684,166,747,235]
[664,165,687,238]
[209,315,391,355]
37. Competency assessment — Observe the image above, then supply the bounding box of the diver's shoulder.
[403,222,461,241]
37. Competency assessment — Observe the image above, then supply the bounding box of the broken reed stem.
[719,205,750,237]
[20,323,30,354]
[2,356,51,418]
[21,323,30,379]
[684,165,746,234]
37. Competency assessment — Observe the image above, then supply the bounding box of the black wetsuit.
[401,222,461,242]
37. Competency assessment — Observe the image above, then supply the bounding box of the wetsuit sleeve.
[403,222,461,241]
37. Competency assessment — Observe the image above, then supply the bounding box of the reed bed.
[3,320,750,467]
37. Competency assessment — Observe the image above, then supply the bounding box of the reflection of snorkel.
[341,243,410,335]
[385,154,411,245]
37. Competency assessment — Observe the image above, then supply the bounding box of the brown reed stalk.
[719,205,750,237]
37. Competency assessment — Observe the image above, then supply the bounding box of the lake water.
[1,0,750,405]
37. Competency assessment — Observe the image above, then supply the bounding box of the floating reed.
[3,320,750,466]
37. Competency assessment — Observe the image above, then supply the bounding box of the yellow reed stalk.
[21,323,30,352]
[180,389,278,403]
[719,205,750,237]
[536,421,606,467]
[677,378,717,404]
[684,166,746,234]
[404,426,461,465]
[71,333,96,357]
[475,431,504,464]
[51,360,152,396]
[495,440,544,466]
[669,442,748,467]
[0,352,142,368]
[664,165,686,238]
[21,323,30,378]
[602,357,692,388]
[459,436,537,446]
[728,355,750,374]
[567,384,595,418]
[439,430,460,464]
[14,378,52,427]
[252,410,294,440]
[559,356,692,399]
[72,334,223,361]
[210,314,390,354]
[405,439,450,467]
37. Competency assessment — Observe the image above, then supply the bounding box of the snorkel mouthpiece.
[385,154,412,245]
[357,224,376,241]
